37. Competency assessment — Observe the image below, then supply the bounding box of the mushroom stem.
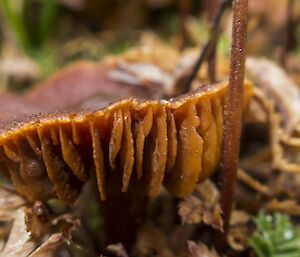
[218,0,248,248]
[100,174,148,250]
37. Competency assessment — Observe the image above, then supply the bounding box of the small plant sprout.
[250,211,300,257]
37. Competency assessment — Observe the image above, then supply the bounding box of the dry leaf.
[246,58,300,175]
[227,227,249,252]
[178,180,223,230]
[134,225,174,257]
[27,61,153,112]
[28,212,85,257]
[0,186,25,221]
[104,45,178,74]
[107,243,129,257]
[0,60,158,128]
[0,208,35,257]
[103,44,181,96]
[227,210,252,251]
[187,241,219,257]
[25,201,50,238]
[0,56,39,80]
[28,233,70,257]
[246,57,300,131]
[229,210,250,226]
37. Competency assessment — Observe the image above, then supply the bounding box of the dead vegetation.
[1,0,300,257]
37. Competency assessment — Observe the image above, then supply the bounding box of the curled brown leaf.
[227,210,252,251]
[25,201,50,238]
[178,180,223,230]
[0,208,35,257]
[28,233,70,257]
[0,186,26,222]
[134,225,174,257]
[187,241,219,257]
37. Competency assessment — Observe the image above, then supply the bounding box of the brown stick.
[184,0,229,92]
[206,0,218,21]
[280,0,294,67]
[179,0,191,51]
[207,0,218,83]
[217,0,248,249]
[207,40,217,82]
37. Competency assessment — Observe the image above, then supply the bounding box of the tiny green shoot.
[250,211,300,257]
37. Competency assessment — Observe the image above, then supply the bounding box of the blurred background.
[1,0,300,93]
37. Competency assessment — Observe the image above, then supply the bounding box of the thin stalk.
[207,0,218,83]
[217,0,248,249]
[179,0,191,51]
[206,0,218,21]
[208,40,217,82]
[184,0,229,92]
[280,0,294,67]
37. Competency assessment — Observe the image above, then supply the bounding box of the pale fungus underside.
[0,81,253,204]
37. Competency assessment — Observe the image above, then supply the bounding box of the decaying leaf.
[107,243,129,257]
[246,57,300,174]
[0,186,26,221]
[51,214,81,240]
[28,213,84,257]
[104,45,179,96]
[0,51,40,84]
[0,186,27,252]
[187,241,219,257]
[104,44,179,74]
[31,231,95,257]
[134,225,174,257]
[178,180,223,230]
[27,61,155,112]
[0,208,35,257]
[25,201,50,238]
[246,57,300,131]
[0,58,162,128]
[227,210,252,251]
[0,194,83,257]
[28,233,70,257]
[229,210,251,227]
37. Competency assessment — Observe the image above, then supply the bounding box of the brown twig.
[206,0,218,20]
[184,0,229,92]
[280,0,294,67]
[217,0,248,250]
[207,0,218,83]
[179,0,191,51]
[208,46,217,83]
